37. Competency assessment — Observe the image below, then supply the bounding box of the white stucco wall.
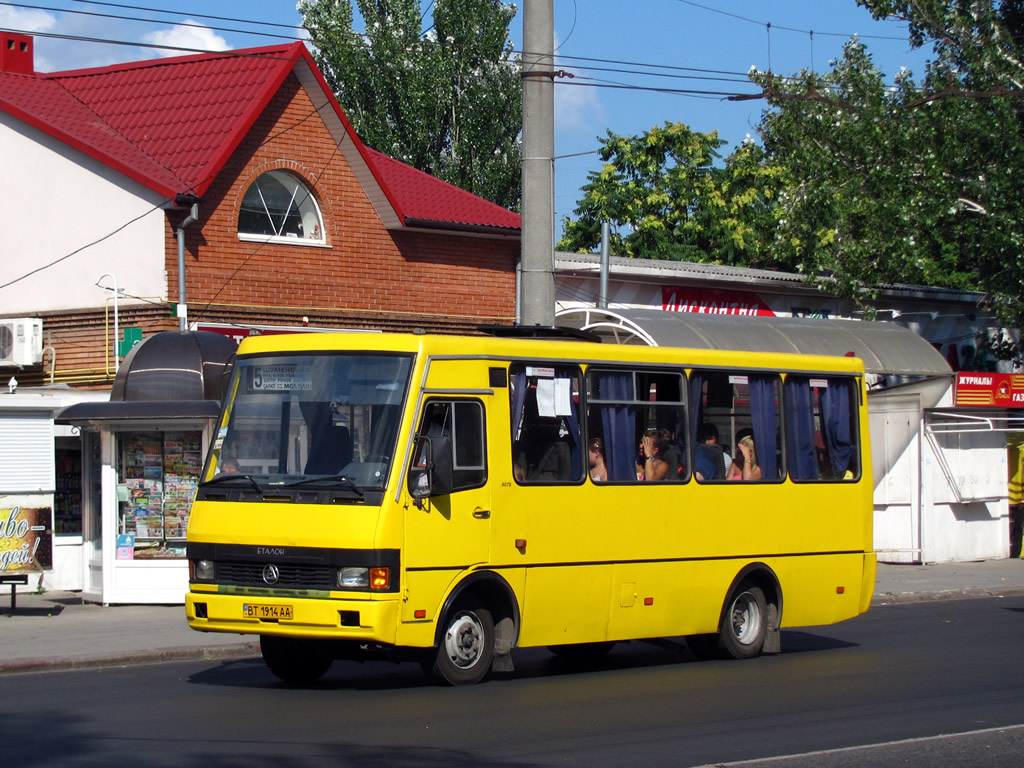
[0,113,168,316]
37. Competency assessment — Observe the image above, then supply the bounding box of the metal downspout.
[176,203,199,331]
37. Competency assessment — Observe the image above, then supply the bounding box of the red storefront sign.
[954,372,1024,407]
[662,286,775,317]
[196,324,312,345]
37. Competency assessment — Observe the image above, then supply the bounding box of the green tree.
[298,0,522,209]
[558,122,791,266]
[752,3,1024,328]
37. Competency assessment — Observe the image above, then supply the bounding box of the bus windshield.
[207,352,412,489]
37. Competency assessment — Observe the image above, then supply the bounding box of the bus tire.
[426,603,495,685]
[260,635,333,684]
[720,585,767,659]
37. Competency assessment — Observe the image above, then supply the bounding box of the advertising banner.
[0,497,52,573]
[954,372,1024,408]
[662,286,776,316]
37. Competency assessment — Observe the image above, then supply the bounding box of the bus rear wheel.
[425,604,494,685]
[720,585,767,659]
[260,635,333,684]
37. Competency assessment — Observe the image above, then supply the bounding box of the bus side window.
[784,376,858,482]
[586,368,685,482]
[510,364,583,484]
[691,370,782,482]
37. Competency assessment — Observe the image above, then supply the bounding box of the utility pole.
[520,0,555,327]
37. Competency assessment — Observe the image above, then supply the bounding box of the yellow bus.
[185,328,875,685]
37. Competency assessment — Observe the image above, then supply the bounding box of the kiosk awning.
[56,330,236,426]
[555,307,953,378]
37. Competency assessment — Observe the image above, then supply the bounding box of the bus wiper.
[283,476,364,497]
[201,474,263,494]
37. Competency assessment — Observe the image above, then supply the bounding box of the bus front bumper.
[186,590,400,643]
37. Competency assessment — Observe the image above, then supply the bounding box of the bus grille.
[217,562,333,590]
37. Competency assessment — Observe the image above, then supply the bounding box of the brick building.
[0,34,521,389]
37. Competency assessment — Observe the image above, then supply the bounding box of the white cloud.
[555,71,604,136]
[552,29,604,138]
[140,22,230,57]
[0,7,57,33]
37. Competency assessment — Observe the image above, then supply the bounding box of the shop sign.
[0,498,52,573]
[196,324,309,345]
[954,372,1024,407]
[662,286,776,317]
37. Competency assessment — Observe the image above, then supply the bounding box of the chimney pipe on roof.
[1,34,34,75]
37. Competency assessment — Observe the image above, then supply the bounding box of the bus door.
[403,397,491,618]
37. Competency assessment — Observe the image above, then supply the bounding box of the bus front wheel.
[425,604,495,685]
[721,585,767,659]
[260,635,333,684]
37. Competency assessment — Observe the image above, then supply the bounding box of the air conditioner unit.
[0,318,43,366]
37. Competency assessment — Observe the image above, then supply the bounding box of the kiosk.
[58,331,236,604]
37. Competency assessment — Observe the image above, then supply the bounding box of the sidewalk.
[1,559,1023,675]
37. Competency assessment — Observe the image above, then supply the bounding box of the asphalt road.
[2,596,1023,767]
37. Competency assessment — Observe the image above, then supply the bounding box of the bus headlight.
[337,566,390,589]
[193,560,215,580]
[338,567,368,588]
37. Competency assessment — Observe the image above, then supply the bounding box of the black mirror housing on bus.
[409,435,454,499]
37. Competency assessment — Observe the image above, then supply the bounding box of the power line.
[0,25,307,59]
[0,78,339,294]
[674,0,909,41]
[1,1,301,42]
[70,0,306,32]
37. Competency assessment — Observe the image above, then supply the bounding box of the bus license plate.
[243,603,293,620]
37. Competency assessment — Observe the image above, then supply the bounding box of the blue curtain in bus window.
[749,375,779,479]
[511,370,527,442]
[598,371,636,482]
[821,380,854,477]
[688,372,704,445]
[784,378,818,480]
[556,369,583,479]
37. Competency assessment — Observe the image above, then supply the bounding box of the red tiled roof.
[366,148,521,231]
[0,41,520,234]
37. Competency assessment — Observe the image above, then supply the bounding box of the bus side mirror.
[409,435,454,501]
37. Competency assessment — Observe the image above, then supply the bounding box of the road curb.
[0,642,259,675]
[871,586,1024,606]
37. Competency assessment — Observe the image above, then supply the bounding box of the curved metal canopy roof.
[555,307,952,378]
[57,331,237,424]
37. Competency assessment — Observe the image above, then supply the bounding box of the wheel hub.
[445,612,483,669]
[731,592,762,645]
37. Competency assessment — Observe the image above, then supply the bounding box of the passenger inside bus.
[694,422,728,481]
[588,437,608,482]
[302,403,353,474]
[636,428,670,482]
[656,427,681,480]
[727,429,762,481]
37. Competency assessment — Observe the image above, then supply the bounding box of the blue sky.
[2,1,932,230]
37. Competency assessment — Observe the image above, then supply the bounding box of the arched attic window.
[238,170,325,245]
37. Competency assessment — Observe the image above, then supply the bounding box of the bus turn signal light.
[836,586,845,594]
[370,567,390,590]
